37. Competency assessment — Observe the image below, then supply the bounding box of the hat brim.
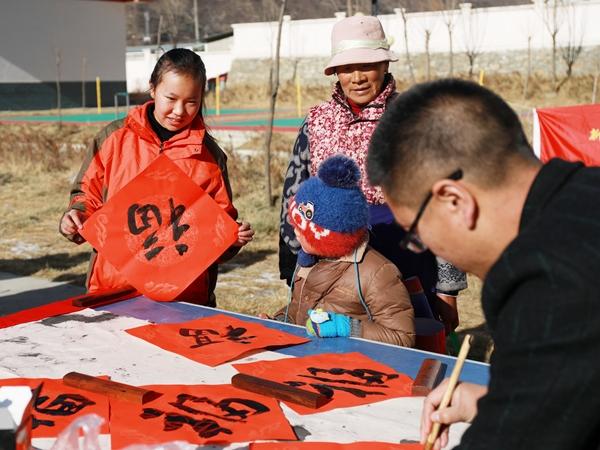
[324,48,398,75]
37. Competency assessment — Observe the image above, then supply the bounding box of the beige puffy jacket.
[276,242,415,347]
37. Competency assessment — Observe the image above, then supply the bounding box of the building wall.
[230,1,600,59]
[0,0,127,110]
[123,1,600,95]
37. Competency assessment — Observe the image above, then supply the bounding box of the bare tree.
[539,0,564,85]
[347,0,353,16]
[520,9,536,99]
[593,64,599,103]
[151,0,191,47]
[55,48,62,128]
[395,6,416,83]
[420,0,442,80]
[556,1,583,92]
[441,0,458,76]
[81,56,87,109]
[460,3,485,79]
[263,0,287,207]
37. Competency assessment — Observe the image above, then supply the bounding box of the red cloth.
[535,104,600,166]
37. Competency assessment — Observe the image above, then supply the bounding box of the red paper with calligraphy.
[250,443,423,450]
[0,377,110,438]
[234,352,413,414]
[110,384,296,448]
[125,314,309,366]
[79,154,238,301]
[534,104,600,166]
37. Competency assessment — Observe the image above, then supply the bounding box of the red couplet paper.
[250,443,424,450]
[125,314,309,366]
[0,377,110,438]
[234,352,413,414]
[534,104,600,166]
[110,384,296,448]
[80,153,238,301]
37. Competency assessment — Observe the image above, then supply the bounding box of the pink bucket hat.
[324,15,398,76]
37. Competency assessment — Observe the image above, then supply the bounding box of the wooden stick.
[63,372,160,404]
[71,286,138,308]
[231,373,330,409]
[424,334,473,450]
[412,358,445,396]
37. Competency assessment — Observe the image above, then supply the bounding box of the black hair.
[367,78,537,206]
[149,48,207,123]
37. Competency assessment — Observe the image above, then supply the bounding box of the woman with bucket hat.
[278,15,467,335]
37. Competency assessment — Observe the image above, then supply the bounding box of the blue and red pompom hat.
[289,154,369,258]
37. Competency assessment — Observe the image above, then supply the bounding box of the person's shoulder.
[361,246,402,277]
[92,118,127,147]
[308,97,338,116]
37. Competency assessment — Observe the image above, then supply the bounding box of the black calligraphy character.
[169,198,189,255]
[169,394,269,422]
[128,204,162,234]
[223,325,256,344]
[141,408,232,438]
[128,203,164,260]
[33,393,96,429]
[284,380,385,399]
[180,327,221,348]
[300,367,399,387]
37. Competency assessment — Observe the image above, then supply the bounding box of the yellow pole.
[478,69,485,86]
[96,77,102,114]
[296,71,302,118]
[215,75,220,116]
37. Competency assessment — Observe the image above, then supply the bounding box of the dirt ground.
[0,72,595,362]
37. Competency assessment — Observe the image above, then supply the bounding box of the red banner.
[534,104,600,166]
[110,384,296,448]
[126,314,309,366]
[234,352,413,414]
[80,154,238,301]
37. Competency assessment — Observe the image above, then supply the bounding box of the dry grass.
[2,72,594,361]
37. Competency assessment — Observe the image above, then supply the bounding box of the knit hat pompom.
[318,154,361,189]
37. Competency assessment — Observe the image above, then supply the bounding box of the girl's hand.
[60,209,87,243]
[233,221,254,247]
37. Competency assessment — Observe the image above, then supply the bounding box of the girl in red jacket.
[59,48,253,305]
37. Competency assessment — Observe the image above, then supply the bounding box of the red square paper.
[0,377,110,438]
[80,154,238,300]
[234,352,413,414]
[110,384,296,448]
[126,314,309,366]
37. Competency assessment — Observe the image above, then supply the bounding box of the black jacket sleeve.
[278,120,310,285]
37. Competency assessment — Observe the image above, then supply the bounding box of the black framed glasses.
[399,169,463,253]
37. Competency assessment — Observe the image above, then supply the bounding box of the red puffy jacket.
[61,101,238,304]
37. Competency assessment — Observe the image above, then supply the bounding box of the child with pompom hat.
[269,155,415,347]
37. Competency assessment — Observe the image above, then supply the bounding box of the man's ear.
[431,179,478,230]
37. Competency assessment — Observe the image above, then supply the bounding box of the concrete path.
[0,272,85,316]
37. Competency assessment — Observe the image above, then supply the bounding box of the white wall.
[230,0,600,60]
[127,48,233,93]
[0,0,126,83]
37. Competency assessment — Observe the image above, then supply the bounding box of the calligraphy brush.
[424,334,473,450]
